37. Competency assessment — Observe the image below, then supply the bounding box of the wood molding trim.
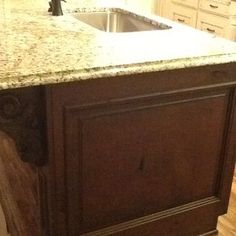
[0,87,47,165]
[199,230,218,236]
[80,197,220,236]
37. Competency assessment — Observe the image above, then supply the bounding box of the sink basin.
[72,8,172,33]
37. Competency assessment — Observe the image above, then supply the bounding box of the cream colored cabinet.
[157,0,173,18]
[159,0,236,41]
[228,2,236,41]
[156,0,165,16]
[161,0,199,27]
[197,11,228,37]
[199,0,231,17]
[227,0,236,41]
[172,0,199,8]
[171,4,198,27]
[197,0,231,38]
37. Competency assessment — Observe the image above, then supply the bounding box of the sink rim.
[71,7,172,33]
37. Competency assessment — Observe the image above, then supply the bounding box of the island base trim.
[199,229,218,235]
[80,197,220,236]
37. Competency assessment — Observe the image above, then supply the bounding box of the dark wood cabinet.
[0,63,236,236]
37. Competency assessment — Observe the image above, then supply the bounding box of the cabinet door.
[199,0,230,17]
[156,0,165,16]
[227,25,236,41]
[64,91,227,235]
[157,0,173,18]
[46,64,236,236]
[197,11,228,37]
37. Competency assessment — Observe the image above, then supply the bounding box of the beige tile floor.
[0,204,9,236]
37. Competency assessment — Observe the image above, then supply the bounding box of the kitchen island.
[1,0,236,236]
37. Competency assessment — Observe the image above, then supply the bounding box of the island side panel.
[45,63,236,236]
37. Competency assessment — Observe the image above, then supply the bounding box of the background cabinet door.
[156,0,173,17]
[158,0,198,27]
[199,0,230,17]
[159,0,236,41]
[197,11,228,37]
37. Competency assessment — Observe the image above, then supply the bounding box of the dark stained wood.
[0,87,47,165]
[0,63,236,236]
[0,172,234,235]
[63,90,228,234]
[46,63,236,235]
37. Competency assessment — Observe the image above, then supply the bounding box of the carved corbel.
[0,87,47,166]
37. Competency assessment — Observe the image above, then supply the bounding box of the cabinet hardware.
[177,18,185,22]
[206,28,215,33]
[209,4,218,9]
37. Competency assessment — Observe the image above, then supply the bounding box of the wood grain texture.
[0,131,40,236]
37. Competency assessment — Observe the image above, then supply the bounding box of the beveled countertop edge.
[1,53,235,91]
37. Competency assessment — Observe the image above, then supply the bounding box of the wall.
[125,0,156,13]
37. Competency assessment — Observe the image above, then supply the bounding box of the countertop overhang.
[1,0,236,90]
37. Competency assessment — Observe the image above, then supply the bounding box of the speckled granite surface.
[1,0,236,90]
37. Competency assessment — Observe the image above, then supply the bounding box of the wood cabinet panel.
[199,0,230,17]
[172,0,199,8]
[197,11,228,37]
[46,64,236,235]
[162,1,198,27]
[64,91,228,234]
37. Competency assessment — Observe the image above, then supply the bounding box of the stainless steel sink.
[72,8,171,33]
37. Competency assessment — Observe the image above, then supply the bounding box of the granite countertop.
[1,0,236,90]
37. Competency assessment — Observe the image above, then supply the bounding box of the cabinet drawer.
[171,4,198,27]
[172,0,199,8]
[199,0,231,16]
[173,13,193,25]
[197,11,228,37]
[201,22,224,36]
